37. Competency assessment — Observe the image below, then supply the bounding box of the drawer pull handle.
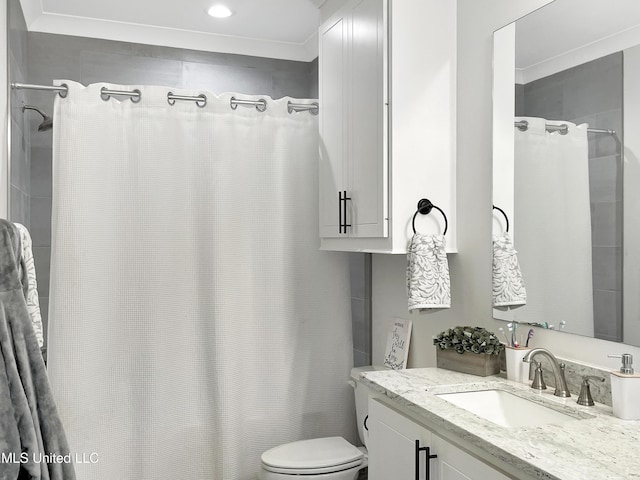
[415,439,437,480]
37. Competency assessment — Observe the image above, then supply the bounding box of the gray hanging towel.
[492,232,527,307]
[13,223,44,350]
[0,219,75,480]
[407,233,451,310]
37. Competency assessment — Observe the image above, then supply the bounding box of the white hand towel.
[13,223,44,348]
[407,233,450,311]
[492,232,527,307]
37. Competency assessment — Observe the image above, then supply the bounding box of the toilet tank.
[349,366,388,447]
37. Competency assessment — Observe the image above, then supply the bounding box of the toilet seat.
[261,437,363,475]
[262,458,363,475]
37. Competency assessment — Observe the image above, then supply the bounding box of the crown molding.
[20,0,318,62]
[518,23,640,84]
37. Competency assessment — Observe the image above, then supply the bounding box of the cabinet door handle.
[415,440,437,480]
[342,190,351,233]
[338,191,351,234]
[338,191,343,234]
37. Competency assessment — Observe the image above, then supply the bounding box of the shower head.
[22,104,53,132]
[38,116,53,132]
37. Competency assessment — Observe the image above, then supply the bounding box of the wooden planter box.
[436,348,500,377]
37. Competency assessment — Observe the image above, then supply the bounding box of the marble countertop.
[358,368,640,480]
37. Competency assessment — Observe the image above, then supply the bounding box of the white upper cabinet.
[319,0,387,240]
[319,0,457,253]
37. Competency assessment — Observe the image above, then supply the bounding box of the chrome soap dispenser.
[609,353,640,420]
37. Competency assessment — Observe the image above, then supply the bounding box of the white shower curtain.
[47,81,355,480]
[513,117,594,336]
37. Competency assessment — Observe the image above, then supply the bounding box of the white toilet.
[259,366,380,480]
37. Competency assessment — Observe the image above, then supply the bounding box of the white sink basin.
[437,389,577,428]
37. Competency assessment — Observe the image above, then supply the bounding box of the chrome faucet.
[522,348,571,398]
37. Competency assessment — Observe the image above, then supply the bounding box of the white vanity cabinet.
[368,397,436,479]
[431,436,511,480]
[318,0,457,253]
[368,399,511,480]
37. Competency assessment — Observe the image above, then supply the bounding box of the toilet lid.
[261,437,363,472]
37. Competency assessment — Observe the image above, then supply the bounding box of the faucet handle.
[531,361,546,390]
[577,376,605,406]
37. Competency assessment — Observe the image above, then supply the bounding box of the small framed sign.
[383,318,412,370]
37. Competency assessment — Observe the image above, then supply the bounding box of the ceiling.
[19,0,326,62]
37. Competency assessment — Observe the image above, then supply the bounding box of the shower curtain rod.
[514,119,615,135]
[12,82,69,96]
[11,83,320,114]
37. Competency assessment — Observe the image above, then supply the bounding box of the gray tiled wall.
[8,0,30,227]
[518,52,623,342]
[21,32,319,348]
[349,253,372,367]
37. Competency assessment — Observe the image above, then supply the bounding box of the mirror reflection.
[492,0,640,345]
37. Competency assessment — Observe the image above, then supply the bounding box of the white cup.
[505,347,531,383]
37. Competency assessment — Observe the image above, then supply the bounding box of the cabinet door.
[347,0,387,238]
[319,12,348,237]
[368,399,434,480]
[432,436,511,480]
[319,0,387,239]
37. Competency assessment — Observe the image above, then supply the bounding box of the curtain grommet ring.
[100,86,111,102]
[131,89,142,103]
[58,83,68,98]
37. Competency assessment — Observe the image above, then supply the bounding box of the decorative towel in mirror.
[492,232,527,307]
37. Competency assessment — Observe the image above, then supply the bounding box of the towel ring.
[492,205,509,232]
[412,199,448,235]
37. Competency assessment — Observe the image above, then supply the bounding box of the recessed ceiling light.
[208,4,233,18]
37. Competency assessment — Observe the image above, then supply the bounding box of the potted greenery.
[433,326,503,376]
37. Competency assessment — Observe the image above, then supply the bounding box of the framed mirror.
[492,0,640,346]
